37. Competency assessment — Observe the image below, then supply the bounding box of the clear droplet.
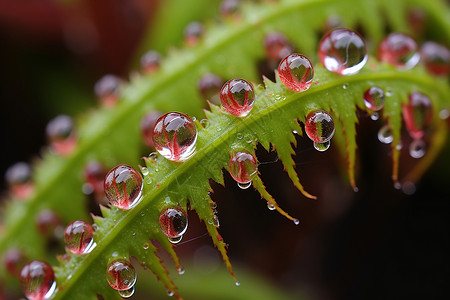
[140,111,163,148]
[409,139,426,159]
[4,248,28,277]
[140,50,161,74]
[402,181,416,195]
[20,260,56,300]
[229,151,258,184]
[198,73,223,105]
[377,124,394,144]
[36,209,62,238]
[394,182,402,190]
[118,286,135,298]
[106,259,137,291]
[342,83,349,89]
[370,112,380,121]
[220,79,255,117]
[200,119,210,128]
[46,115,76,155]
[94,74,121,107]
[364,86,385,111]
[293,218,300,225]
[420,41,450,76]
[184,21,204,46]
[64,220,95,255]
[402,92,432,140]
[237,181,252,189]
[278,53,314,92]
[141,167,149,176]
[143,242,149,250]
[168,236,183,244]
[319,28,367,75]
[104,165,143,210]
[439,109,449,120]
[378,33,420,69]
[235,281,241,286]
[167,290,174,297]
[5,162,34,199]
[159,207,188,241]
[313,140,331,152]
[305,110,335,143]
[84,160,106,198]
[267,202,276,211]
[145,177,152,185]
[177,266,185,275]
[153,112,198,161]
[264,32,293,61]
[220,0,241,18]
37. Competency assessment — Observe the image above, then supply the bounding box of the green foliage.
[1,0,449,299]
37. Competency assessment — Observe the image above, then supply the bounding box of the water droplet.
[148,152,158,160]
[293,218,300,225]
[292,130,298,134]
[220,79,255,117]
[118,286,135,298]
[140,50,161,74]
[184,21,204,46]
[394,182,402,190]
[94,74,121,107]
[200,119,210,128]
[313,140,331,152]
[46,115,76,155]
[106,259,137,292]
[229,151,258,185]
[370,112,380,121]
[319,28,367,75]
[20,260,56,300]
[4,248,27,277]
[235,281,241,286]
[141,167,149,176]
[264,32,293,61]
[198,73,223,105]
[237,181,252,189]
[104,165,143,210]
[353,187,359,192]
[439,109,449,120]
[409,139,426,158]
[305,110,335,143]
[267,203,276,211]
[364,86,385,112]
[402,92,432,140]
[211,215,220,227]
[378,33,420,69]
[159,207,188,242]
[36,209,62,238]
[237,133,243,140]
[142,242,149,250]
[84,161,106,198]
[5,162,33,198]
[377,124,394,144]
[92,224,99,231]
[402,181,416,195]
[220,0,241,18]
[145,177,152,185]
[278,53,314,92]
[342,83,349,89]
[167,290,174,297]
[420,41,450,76]
[177,266,185,275]
[153,112,198,161]
[64,220,95,255]
[141,111,163,148]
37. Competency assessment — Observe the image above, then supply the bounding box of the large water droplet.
[198,73,223,105]
[402,92,432,140]
[140,50,161,74]
[118,286,135,298]
[159,207,188,242]
[64,220,95,255]
[140,111,163,148]
[409,139,426,158]
[319,28,367,75]
[106,259,137,292]
[363,86,385,111]
[229,151,258,185]
[305,110,335,143]
[378,33,420,69]
[94,75,121,107]
[5,162,33,199]
[377,124,394,144]
[220,79,255,117]
[20,260,56,300]
[46,115,76,155]
[420,41,450,76]
[278,53,314,92]
[104,165,143,210]
[313,140,331,152]
[184,21,204,46]
[264,32,293,61]
[153,112,198,161]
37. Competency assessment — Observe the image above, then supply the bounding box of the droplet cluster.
[159,206,189,244]
[104,165,143,210]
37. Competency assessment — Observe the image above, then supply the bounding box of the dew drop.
[237,133,243,140]
[200,119,210,128]
[5,162,34,199]
[378,33,420,69]
[364,86,385,112]
[153,112,198,161]
[267,203,276,211]
[145,177,152,185]
[402,181,416,195]
[20,260,57,300]
[159,207,188,242]
[292,130,298,134]
[370,112,380,121]
[184,21,204,46]
[377,124,394,144]
[342,83,349,89]
[104,165,143,210]
[177,266,185,275]
[305,110,335,143]
[198,73,223,105]
[46,115,76,155]
[36,209,62,239]
[220,0,241,18]
[229,151,258,185]
[439,109,449,120]
[118,286,135,298]
[293,218,300,225]
[64,220,95,255]
[220,78,255,117]
[4,248,28,277]
[409,139,426,159]
[84,161,106,198]
[319,28,367,75]
[141,167,149,176]
[167,290,174,297]
[278,53,314,92]
[148,152,158,160]
[313,140,331,152]
[353,187,359,193]
[402,92,432,140]
[394,182,402,190]
[420,41,450,76]
[264,32,294,61]
[141,111,163,148]
[106,259,137,292]
[94,74,121,107]
[140,50,161,74]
